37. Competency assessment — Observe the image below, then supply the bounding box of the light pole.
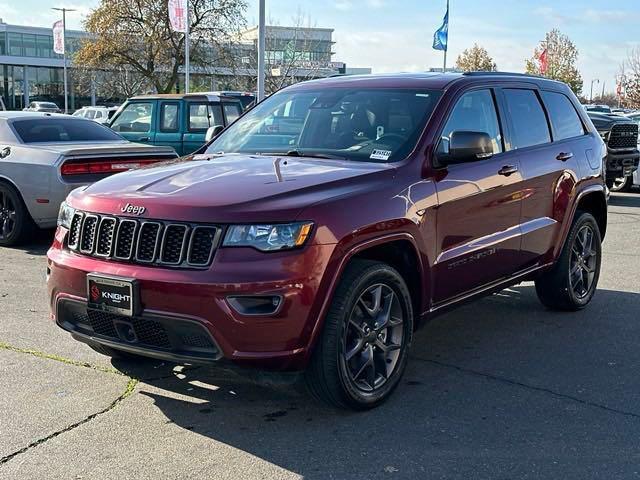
[52,7,75,113]
[257,0,266,101]
[590,78,599,103]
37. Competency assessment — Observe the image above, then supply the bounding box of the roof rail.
[462,71,543,78]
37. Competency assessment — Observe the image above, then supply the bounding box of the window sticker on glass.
[370,149,392,160]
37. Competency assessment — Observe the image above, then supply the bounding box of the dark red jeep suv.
[48,72,607,409]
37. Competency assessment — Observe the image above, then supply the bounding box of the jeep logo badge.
[120,203,146,216]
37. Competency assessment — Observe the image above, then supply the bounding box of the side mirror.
[439,131,494,165]
[205,125,224,142]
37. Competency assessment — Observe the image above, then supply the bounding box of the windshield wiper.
[270,149,346,160]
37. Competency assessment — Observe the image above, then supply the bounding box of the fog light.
[227,295,283,316]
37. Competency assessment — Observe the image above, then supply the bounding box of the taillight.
[60,159,160,176]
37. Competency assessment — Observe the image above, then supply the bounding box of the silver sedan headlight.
[222,222,314,251]
[57,202,75,229]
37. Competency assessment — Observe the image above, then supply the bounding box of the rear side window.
[223,103,242,124]
[441,89,503,155]
[503,89,551,149]
[541,91,584,140]
[188,103,224,131]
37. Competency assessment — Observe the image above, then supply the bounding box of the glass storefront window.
[36,35,53,58]
[23,34,36,57]
[8,33,22,56]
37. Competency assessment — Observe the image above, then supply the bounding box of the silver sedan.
[0,112,177,246]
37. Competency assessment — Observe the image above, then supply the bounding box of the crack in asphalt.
[0,342,139,466]
[0,378,138,466]
[411,355,640,420]
[0,342,127,376]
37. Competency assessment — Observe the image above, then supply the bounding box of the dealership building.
[0,19,370,111]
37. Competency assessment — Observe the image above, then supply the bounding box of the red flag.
[168,0,187,33]
[52,20,65,55]
[538,48,548,75]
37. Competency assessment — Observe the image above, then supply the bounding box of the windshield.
[12,118,124,143]
[206,87,441,162]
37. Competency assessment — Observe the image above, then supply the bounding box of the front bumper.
[47,227,338,370]
[605,149,640,177]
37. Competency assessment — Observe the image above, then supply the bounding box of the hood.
[69,154,394,223]
[26,141,176,156]
[588,112,634,131]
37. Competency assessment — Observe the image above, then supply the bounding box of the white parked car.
[72,106,119,124]
[612,113,640,192]
[0,112,177,246]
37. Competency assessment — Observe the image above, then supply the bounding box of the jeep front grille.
[608,123,638,149]
[67,211,221,268]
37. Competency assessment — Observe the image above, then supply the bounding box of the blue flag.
[433,1,449,51]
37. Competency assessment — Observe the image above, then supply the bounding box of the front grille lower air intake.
[66,211,221,269]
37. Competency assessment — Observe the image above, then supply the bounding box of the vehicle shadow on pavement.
[14,228,55,256]
[608,192,640,208]
[112,284,640,479]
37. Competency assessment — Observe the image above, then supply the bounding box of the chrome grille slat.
[79,215,99,254]
[95,217,117,257]
[65,211,218,269]
[135,222,162,263]
[67,212,84,250]
[160,224,189,265]
[114,220,137,260]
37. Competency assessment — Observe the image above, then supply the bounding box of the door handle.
[498,165,518,176]
[0,146,10,159]
[556,152,573,161]
[139,137,150,142]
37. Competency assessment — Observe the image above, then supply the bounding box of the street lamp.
[52,7,76,114]
[590,78,599,103]
[257,0,266,101]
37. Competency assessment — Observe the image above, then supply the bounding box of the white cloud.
[333,1,353,11]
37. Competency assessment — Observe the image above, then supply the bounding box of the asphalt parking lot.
[1,192,640,480]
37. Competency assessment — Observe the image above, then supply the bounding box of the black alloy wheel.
[306,260,413,410]
[569,225,598,300]
[535,211,602,311]
[341,284,405,393]
[0,188,17,241]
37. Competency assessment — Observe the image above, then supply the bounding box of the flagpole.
[185,0,190,93]
[443,50,447,72]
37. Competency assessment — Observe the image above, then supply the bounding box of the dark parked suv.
[48,72,607,409]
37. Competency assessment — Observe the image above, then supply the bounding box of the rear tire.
[305,259,413,410]
[0,182,34,247]
[535,211,602,311]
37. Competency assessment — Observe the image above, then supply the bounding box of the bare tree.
[75,0,247,94]
[238,12,336,94]
[455,44,497,72]
[621,47,640,108]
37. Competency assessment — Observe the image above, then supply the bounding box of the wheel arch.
[305,232,427,363]
[575,187,608,240]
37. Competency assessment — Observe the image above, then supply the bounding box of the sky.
[1,0,638,96]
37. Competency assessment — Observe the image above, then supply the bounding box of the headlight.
[222,222,313,251]
[57,202,75,229]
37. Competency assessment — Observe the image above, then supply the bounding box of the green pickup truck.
[108,93,247,156]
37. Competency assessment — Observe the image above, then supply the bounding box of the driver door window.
[439,89,503,157]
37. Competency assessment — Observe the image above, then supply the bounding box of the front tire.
[305,260,413,410]
[609,176,632,192]
[535,211,602,311]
